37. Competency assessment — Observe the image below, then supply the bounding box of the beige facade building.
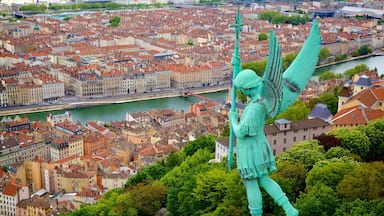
[72,74,103,98]
[0,136,46,167]
[101,172,130,191]
[156,70,171,91]
[41,162,57,194]
[122,123,150,145]
[23,160,42,193]
[16,196,51,216]
[102,72,122,96]
[59,171,97,193]
[26,84,42,105]
[50,138,69,162]
[170,64,212,89]
[3,79,21,107]
[68,136,84,157]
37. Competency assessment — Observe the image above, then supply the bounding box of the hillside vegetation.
[66,118,384,216]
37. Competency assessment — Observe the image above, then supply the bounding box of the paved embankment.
[0,86,229,117]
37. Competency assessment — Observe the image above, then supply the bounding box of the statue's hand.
[231,56,241,66]
[229,111,238,122]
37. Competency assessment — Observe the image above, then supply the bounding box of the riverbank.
[0,85,230,117]
[315,52,384,69]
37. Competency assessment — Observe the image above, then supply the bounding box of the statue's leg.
[243,178,263,216]
[258,176,298,216]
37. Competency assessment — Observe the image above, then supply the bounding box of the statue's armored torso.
[236,99,276,179]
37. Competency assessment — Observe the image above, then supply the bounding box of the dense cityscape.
[1,0,384,215]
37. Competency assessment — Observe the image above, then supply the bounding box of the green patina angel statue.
[229,21,321,216]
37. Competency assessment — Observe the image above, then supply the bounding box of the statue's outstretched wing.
[260,30,283,119]
[279,20,321,113]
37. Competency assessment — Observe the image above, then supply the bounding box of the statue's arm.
[229,112,247,138]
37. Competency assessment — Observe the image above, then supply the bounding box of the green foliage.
[241,60,267,77]
[109,16,121,27]
[164,151,185,169]
[343,64,369,79]
[258,10,309,25]
[272,161,307,197]
[192,168,228,214]
[125,163,169,188]
[1,165,8,172]
[325,147,353,159]
[19,4,47,12]
[266,100,309,124]
[183,135,215,157]
[236,89,247,104]
[335,199,384,216]
[258,10,280,22]
[220,123,230,137]
[318,70,343,81]
[335,54,347,61]
[63,17,71,21]
[277,140,326,170]
[318,48,331,62]
[127,181,168,216]
[337,162,384,200]
[258,32,268,41]
[241,53,297,77]
[306,97,322,111]
[282,53,297,70]
[306,160,357,191]
[330,129,371,161]
[360,119,384,161]
[187,41,194,46]
[296,184,340,216]
[319,92,339,114]
[357,45,372,56]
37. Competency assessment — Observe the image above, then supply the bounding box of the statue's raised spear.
[228,6,244,171]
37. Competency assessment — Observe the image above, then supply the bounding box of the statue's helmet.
[233,69,261,90]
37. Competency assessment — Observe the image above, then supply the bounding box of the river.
[4,55,384,124]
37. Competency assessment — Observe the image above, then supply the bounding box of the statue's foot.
[282,202,298,216]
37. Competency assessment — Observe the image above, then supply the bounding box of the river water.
[8,56,384,124]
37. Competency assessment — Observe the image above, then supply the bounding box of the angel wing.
[260,20,321,118]
[260,30,283,119]
[279,20,321,113]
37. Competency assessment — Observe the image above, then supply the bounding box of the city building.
[0,182,29,216]
[47,111,73,127]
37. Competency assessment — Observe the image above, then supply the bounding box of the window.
[303,135,306,140]
[273,140,276,145]
[283,138,286,144]
[283,147,286,152]
[293,137,296,142]
[284,131,287,136]
[273,149,276,155]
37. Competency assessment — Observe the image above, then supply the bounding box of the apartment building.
[58,171,97,193]
[170,64,212,89]
[16,196,51,216]
[71,73,103,98]
[0,133,47,167]
[0,182,29,216]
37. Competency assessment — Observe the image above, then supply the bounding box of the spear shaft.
[228,6,243,171]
